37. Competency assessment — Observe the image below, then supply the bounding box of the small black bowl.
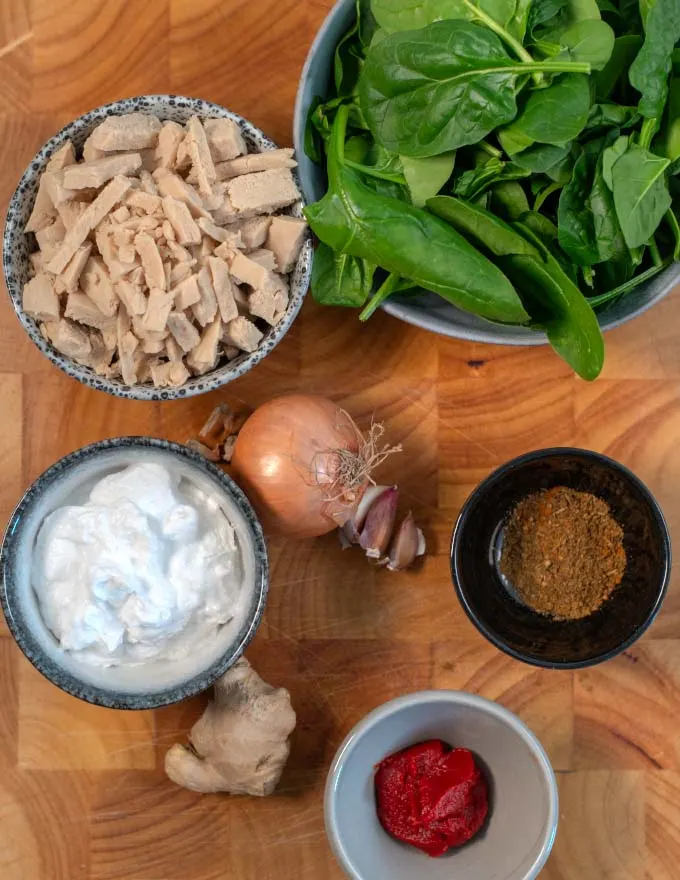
[451,448,672,669]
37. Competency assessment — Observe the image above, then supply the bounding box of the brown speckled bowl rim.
[0,437,269,709]
[2,94,313,401]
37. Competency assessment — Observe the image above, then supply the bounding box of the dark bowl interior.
[451,448,671,668]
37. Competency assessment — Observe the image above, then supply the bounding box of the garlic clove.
[359,486,399,559]
[339,484,390,547]
[387,511,426,571]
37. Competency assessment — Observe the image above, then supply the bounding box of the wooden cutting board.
[1,1,679,877]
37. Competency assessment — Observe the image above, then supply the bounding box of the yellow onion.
[231,395,372,538]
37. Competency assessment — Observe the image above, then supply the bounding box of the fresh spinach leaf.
[370,0,517,31]
[335,17,363,98]
[583,103,639,133]
[611,144,673,247]
[508,223,605,379]
[601,135,628,189]
[508,0,534,39]
[345,135,371,163]
[358,0,379,47]
[490,180,532,219]
[595,35,643,101]
[499,74,592,147]
[311,243,376,307]
[536,19,615,69]
[512,142,572,172]
[629,0,680,119]
[527,0,569,37]
[534,179,564,211]
[401,152,456,206]
[498,127,536,156]
[305,97,326,164]
[453,159,529,200]
[558,134,627,263]
[658,75,680,160]
[427,195,539,255]
[360,20,591,158]
[305,105,529,323]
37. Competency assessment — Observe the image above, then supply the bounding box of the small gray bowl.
[3,94,313,400]
[293,0,680,344]
[325,691,558,880]
[0,437,269,709]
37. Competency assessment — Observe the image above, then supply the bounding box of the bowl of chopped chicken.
[2,95,312,399]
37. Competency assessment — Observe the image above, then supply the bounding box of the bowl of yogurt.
[0,437,268,708]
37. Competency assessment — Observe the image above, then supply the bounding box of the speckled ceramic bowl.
[0,437,269,709]
[3,95,313,400]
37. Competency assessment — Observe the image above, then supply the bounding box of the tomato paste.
[374,740,488,857]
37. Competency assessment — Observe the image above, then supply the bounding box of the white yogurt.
[32,461,244,668]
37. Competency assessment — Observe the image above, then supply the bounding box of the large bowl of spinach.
[293,0,680,379]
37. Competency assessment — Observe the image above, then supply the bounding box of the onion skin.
[231,395,365,538]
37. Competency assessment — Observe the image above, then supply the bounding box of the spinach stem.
[534,181,562,213]
[665,207,680,261]
[649,235,662,266]
[480,140,503,158]
[359,272,402,321]
[461,0,535,65]
[587,260,672,307]
[639,117,658,151]
[345,158,406,185]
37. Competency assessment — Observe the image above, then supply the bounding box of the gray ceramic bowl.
[325,691,558,880]
[0,437,269,709]
[3,95,313,400]
[293,0,680,344]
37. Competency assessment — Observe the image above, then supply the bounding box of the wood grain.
[1,0,680,877]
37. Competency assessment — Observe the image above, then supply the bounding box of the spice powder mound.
[499,486,627,620]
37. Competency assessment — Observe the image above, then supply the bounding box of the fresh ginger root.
[165,658,296,796]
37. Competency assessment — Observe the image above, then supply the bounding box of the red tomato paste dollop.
[374,740,489,857]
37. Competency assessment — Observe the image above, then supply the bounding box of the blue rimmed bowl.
[293,0,680,344]
[3,94,313,400]
[0,437,269,709]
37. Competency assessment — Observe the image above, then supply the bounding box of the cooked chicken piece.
[223,316,263,353]
[248,289,278,325]
[155,120,185,169]
[187,316,222,375]
[167,240,195,266]
[46,141,76,173]
[141,289,174,334]
[110,205,131,223]
[167,310,200,352]
[95,222,132,281]
[80,255,119,316]
[149,358,188,387]
[139,169,159,195]
[208,255,238,323]
[153,168,209,218]
[199,236,214,262]
[119,328,141,385]
[23,274,60,322]
[114,278,147,315]
[35,218,66,260]
[62,153,142,189]
[215,148,296,180]
[42,170,79,207]
[162,195,201,246]
[83,328,114,371]
[165,336,183,362]
[138,149,156,172]
[90,113,162,152]
[132,316,168,343]
[186,116,217,198]
[265,216,307,273]
[204,117,246,161]
[126,191,162,214]
[64,292,116,330]
[213,236,243,261]
[249,248,277,271]
[193,266,218,326]
[134,231,166,290]
[161,219,176,242]
[236,216,271,251]
[175,135,192,171]
[141,337,165,355]
[46,176,132,274]
[226,168,300,216]
[56,199,88,230]
[48,318,92,360]
[101,323,118,354]
[173,273,201,310]
[197,216,235,243]
[82,133,106,162]
[223,344,240,360]
[228,249,282,292]
[58,243,93,294]
[25,175,57,233]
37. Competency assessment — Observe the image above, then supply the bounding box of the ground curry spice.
[499,486,626,620]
